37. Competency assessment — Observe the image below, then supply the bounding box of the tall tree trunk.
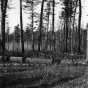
[20,0,25,62]
[45,1,50,51]
[86,27,88,61]
[71,0,78,54]
[1,0,8,62]
[78,0,82,54]
[38,0,45,52]
[52,0,55,51]
[31,0,34,52]
[65,18,68,53]
[63,21,66,53]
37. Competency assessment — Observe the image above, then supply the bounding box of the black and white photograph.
[0,0,88,88]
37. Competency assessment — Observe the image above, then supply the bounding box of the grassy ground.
[53,66,88,88]
[0,61,87,88]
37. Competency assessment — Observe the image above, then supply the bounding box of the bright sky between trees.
[2,0,88,33]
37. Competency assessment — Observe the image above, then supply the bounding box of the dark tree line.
[61,0,82,54]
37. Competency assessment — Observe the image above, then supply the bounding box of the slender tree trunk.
[78,0,82,54]
[52,0,55,51]
[65,18,68,53]
[38,0,45,52]
[45,1,50,51]
[72,5,76,54]
[71,0,78,54]
[31,0,34,52]
[1,13,6,62]
[1,0,8,62]
[63,21,66,53]
[86,28,88,61]
[69,17,71,53]
[20,0,25,62]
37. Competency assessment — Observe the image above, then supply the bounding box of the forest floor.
[0,58,88,88]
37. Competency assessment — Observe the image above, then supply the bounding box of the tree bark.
[78,0,82,54]
[20,0,25,62]
[86,28,88,61]
[38,0,45,52]
[65,18,68,53]
[71,0,78,54]
[52,0,55,51]
[31,0,34,52]
[45,1,50,51]
[1,0,8,62]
